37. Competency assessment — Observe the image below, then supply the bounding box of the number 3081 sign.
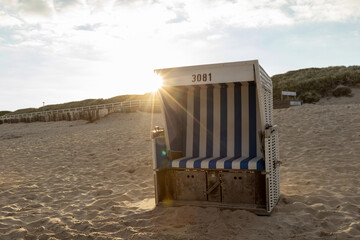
[192,73,212,82]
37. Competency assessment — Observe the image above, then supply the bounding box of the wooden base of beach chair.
[157,201,269,215]
[154,169,268,215]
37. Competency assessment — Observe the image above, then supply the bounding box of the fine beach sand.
[1,94,360,239]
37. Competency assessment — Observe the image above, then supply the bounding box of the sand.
[1,95,360,239]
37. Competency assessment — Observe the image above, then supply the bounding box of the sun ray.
[158,87,208,133]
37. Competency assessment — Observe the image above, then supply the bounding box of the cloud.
[74,23,102,31]
[54,0,82,9]
[165,2,188,24]
[20,0,55,19]
[0,0,359,70]
[0,10,22,26]
[291,0,360,22]
[0,0,358,67]
[0,0,359,30]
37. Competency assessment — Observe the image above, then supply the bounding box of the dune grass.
[0,111,11,117]
[272,66,360,103]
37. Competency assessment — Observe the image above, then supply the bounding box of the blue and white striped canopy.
[160,82,264,170]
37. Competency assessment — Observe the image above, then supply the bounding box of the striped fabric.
[164,82,264,171]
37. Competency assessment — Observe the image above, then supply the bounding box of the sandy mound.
[317,87,360,105]
[1,105,359,239]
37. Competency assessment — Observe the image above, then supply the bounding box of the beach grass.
[272,65,360,103]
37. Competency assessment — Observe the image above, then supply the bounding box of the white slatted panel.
[260,67,280,213]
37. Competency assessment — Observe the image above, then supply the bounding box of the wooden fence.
[0,100,160,124]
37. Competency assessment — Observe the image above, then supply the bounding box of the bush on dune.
[272,66,360,103]
[0,111,11,117]
[298,91,321,103]
[332,85,352,97]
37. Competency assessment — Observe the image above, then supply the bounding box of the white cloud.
[0,10,22,26]
[207,34,223,41]
[54,0,83,11]
[20,0,54,17]
[0,0,359,69]
[0,0,19,10]
[291,0,360,22]
[0,1,359,63]
[0,0,359,33]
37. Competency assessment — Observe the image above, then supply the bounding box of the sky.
[0,0,359,111]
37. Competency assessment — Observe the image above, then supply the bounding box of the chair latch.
[206,180,220,194]
[274,159,282,168]
[264,124,278,138]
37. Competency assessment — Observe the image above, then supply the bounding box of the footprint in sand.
[126,168,136,174]
[93,189,113,196]
[40,195,53,203]
[20,203,44,211]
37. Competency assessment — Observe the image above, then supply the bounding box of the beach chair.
[152,60,280,215]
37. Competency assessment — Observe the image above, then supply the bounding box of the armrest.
[152,126,167,169]
[167,151,183,161]
[152,126,164,138]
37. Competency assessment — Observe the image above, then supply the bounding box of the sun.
[149,73,163,92]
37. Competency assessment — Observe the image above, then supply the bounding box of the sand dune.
[1,97,359,239]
